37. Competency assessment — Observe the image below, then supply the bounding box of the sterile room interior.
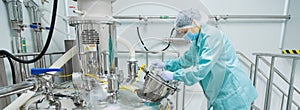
[0,0,299,110]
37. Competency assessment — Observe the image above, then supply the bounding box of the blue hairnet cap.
[175,8,209,30]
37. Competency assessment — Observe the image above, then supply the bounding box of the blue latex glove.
[159,71,174,81]
[151,60,165,68]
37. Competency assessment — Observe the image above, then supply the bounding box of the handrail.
[260,57,300,94]
[253,53,300,59]
[253,53,300,110]
[237,55,300,108]
[238,52,300,94]
[236,51,300,108]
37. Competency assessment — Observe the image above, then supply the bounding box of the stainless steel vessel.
[137,70,177,102]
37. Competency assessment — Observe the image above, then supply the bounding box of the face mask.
[184,31,199,41]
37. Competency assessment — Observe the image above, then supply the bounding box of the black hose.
[6,56,16,84]
[136,27,149,51]
[0,0,58,63]
[162,28,175,51]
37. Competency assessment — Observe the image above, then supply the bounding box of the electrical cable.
[6,56,16,84]
[85,74,108,84]
[136,27,149,51]
[162,28,175,51]
[0,0,58,63]
[59,74,73,78]
[137,27,175,51]
[132,37,177,52]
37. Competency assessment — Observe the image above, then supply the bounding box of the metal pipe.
[114,15,176,20]
[250,64,254,80]
[113,15,291,20]
[253,55,260,87]
[253,53,300,59]
[17,57,26,81]
[213,15,290,20]
[162,52,165,62]
[49,55,53,65]
[279,0,291,49]
[146,53,149,66]
[22,56,30,78]
[176,89,179,110]
[24,0,46,68]
[107,50,180,57]
[0,81,35,98]
[264,56,275,110]
[182,85,186,110]
[281,94,285,110]
[4,0,23,22]
[0,58,10,108]
[286,58,297,110]
[3,0,27,83]
[64,0,71,39]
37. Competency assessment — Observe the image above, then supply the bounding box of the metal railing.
[236,52,300,110]
[253,53,300,110]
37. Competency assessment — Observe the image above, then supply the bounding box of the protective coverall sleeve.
[164,46,195,72]
[173,31,224,86]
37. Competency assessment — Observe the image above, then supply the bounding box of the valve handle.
[31,68,62,75]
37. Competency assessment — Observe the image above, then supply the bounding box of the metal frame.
[0,58,10,109]
[237,52,300,110]
[252,53,300,110]
[0,81,35,98]
[24,0,46,68]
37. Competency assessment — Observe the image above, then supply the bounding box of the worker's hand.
[151,60,165,68]
[159,71,174,81]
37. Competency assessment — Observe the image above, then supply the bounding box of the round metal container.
[137,71,177,102]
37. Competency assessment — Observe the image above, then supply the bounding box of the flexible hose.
[136,27,149,51]
[6,57,16,84]
[162,28,175,51]
[132,37,177,52]
[0,0,58,63]
[117,37,136,60]
[136,27,176,51]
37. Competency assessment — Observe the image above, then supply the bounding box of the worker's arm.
[164,45,195,72]
[173,31,224,86]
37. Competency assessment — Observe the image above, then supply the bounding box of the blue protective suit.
[165,25,257,110]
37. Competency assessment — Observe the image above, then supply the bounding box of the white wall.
[112,0,300,109]
[0,0,299,109]
[284,0,300,49]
